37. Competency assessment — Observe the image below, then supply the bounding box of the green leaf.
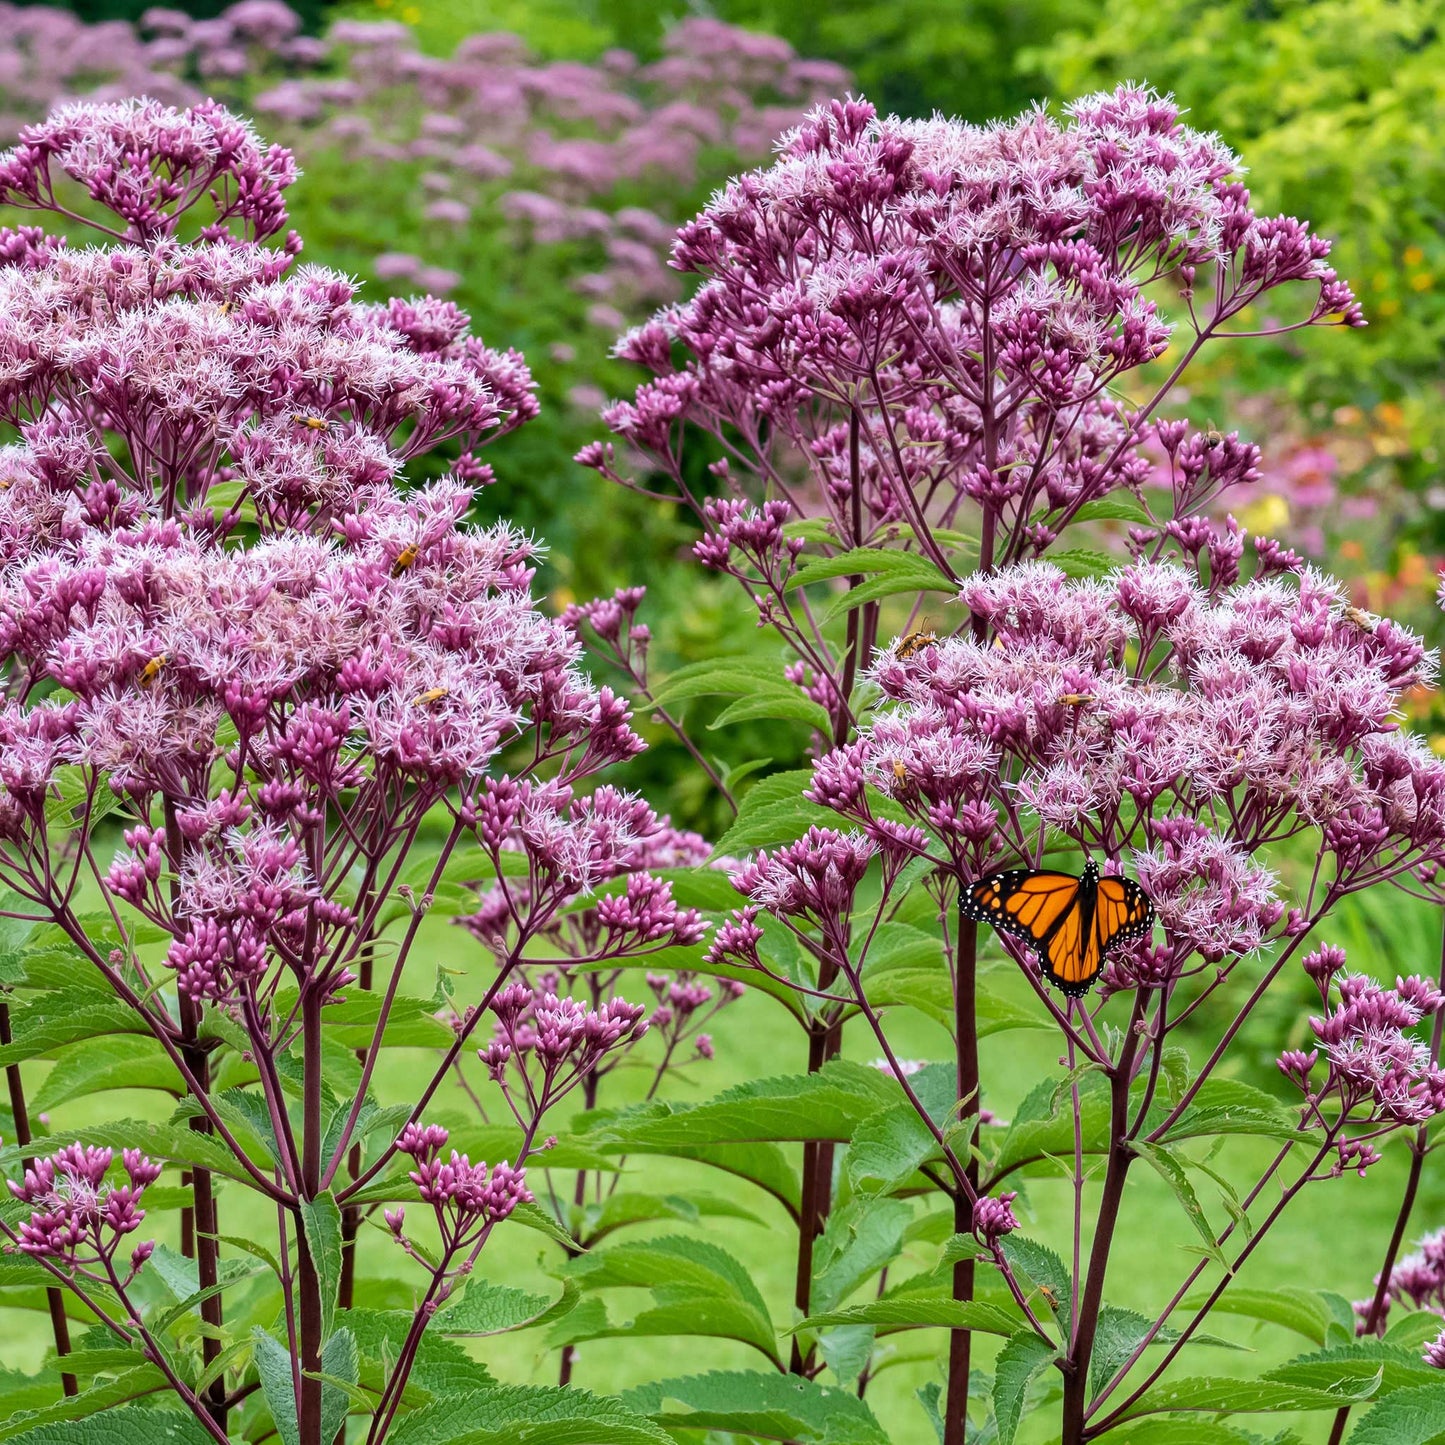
[713,769,836,853]
[578,1189,763,1245]
[999,1235,1073,1334]
[987,1072,1111,1183]
[563,1235,779,1365]
[623,1370,889,1443]
[318,1329,356,1444]
[272,988,452,1050]
[1084,1305,1232,1396]
[1069,495,1152,525]
[1130,1141,1225,1265]
[1101,1425,1292,1445]
[793,1298,1022,1336]
[817,562,959,624]
[300,1192,344,1338]
[847,1103,941,1196]
[0,1369,169,1442]
[1049,547,1118,578]
[812,1196,912,1315]
[1116,1371,1382,1420]
[0,1001,150,1066]
[993,1331,1058,1445]
[1159,1078,1305,1144]
[253,1328,301,1445]
[66,1119,253,1186]
[709,690,833,734]
[1267,1340,1440,1396]
[387,1385,672,1445]
[1,1408,213,1445]
[1348,1382,1445,1444]
[578,1060,896,1152]
[31,1036,178,1111]
[1185,1287,1337,1346]
[646,661,809,716]
[438,1279,579,1337]
[786,547,956,592]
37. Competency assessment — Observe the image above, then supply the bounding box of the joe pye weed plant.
[575,87,1445,1443]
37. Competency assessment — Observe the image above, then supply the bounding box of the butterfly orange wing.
[965,868,1155,998]
[962,870,1080,947]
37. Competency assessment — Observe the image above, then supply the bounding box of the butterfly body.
[961,859,1154,997]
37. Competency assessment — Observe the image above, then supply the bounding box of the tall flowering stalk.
[582,89,1445,1442]
[0,99,705,1445]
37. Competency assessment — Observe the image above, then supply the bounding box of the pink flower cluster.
[1280,966,1445,1143]
[1355,1228,1445,1369]
[0,0,848,318]
[384,1122,532,1269]
[479,981,648,1114]
[793,561,1445,985]
[588,87,1358,568]
[6,1143,160,1284]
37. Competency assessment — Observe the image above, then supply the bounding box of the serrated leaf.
[1069,496,1152,525]
[623,1369,889,1443]
[1347,1382,1445,1444]
[1,1407,212,1445]
[647,661,803,713]
[1267,1339,1439,1396]
[387,1384,672,1445]
[846,1102,941,1196]
[578,1190,762,1245]
[709,690,832,734]
[300,1192,343,1338]
[562,1235,779,1364]
[253,1329,301,1445]
[812,1196,911,1314]
[1101,1424,1290,1445]
[0,1001,151,1065]
[438,1278,579,1337]
[793,1298,1022,1335]
[577,1061,896,1153]
[318,1329,356,1443]
[1116,1370,1381,1419]
[0,1369,168,1442]
[1185,1286,1336,1346]
[1050,547,1118,578]
[993,1330,1058,1445]
[998,1235,1073,1334]
[786,547,956,592]
[66,1119,253,1185]
[31,1036,178,1112]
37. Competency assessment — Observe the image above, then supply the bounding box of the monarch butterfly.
[961,859,1154,997]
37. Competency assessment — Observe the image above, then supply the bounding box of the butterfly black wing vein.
[961,863,1154,997]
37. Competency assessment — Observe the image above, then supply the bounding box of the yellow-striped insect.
[390,543,421,578]
[897,628,938,660]
[291,414,330,431]
[139,652,170,687]
[410,687,450,707]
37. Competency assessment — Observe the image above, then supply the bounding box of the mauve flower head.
[1283,966,1445,1130]
[973,1191,1019,1244]
[787,558,1445,990]
[6,1142,160,1273]
[0,97,297,244]
[589,88,1358,573]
